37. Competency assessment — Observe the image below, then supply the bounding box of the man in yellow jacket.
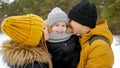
[68,0,114,68]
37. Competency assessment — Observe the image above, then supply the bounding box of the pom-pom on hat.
[68,0,97,28]
[1,14,44,47]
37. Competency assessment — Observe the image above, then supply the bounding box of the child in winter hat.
[47,7,72,42]
[1,14,52,68]
[46,7,81,68]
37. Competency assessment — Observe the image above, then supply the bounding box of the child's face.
[52,22,67,34]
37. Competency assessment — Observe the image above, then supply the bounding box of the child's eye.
[55,24,59,26]
[62,25,66,27]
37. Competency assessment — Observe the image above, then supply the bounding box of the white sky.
[9,0,14,2]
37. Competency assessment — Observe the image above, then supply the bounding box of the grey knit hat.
[47,7,69,26]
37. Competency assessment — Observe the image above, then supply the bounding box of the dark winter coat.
[46,35,81,68]
[1,40,52,68]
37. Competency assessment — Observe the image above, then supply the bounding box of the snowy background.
[0,33,120,68]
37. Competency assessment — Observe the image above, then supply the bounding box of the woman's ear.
[44,20,52,33]
[43,26,49,41]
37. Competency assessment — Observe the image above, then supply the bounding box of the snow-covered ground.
[112,36,120,68]
[0,34,120,68]
[0,34,10,68]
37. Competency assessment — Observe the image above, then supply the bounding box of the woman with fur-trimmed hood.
[1,14,52,68]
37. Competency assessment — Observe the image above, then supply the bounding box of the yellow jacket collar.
[80,19,113,47]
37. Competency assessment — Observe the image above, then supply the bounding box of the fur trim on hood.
[1,40,52,68]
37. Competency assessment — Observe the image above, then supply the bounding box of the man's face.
[69,20,82,34]
[69,20,91,35]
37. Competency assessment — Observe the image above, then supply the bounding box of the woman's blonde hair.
[38,33,52,68]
